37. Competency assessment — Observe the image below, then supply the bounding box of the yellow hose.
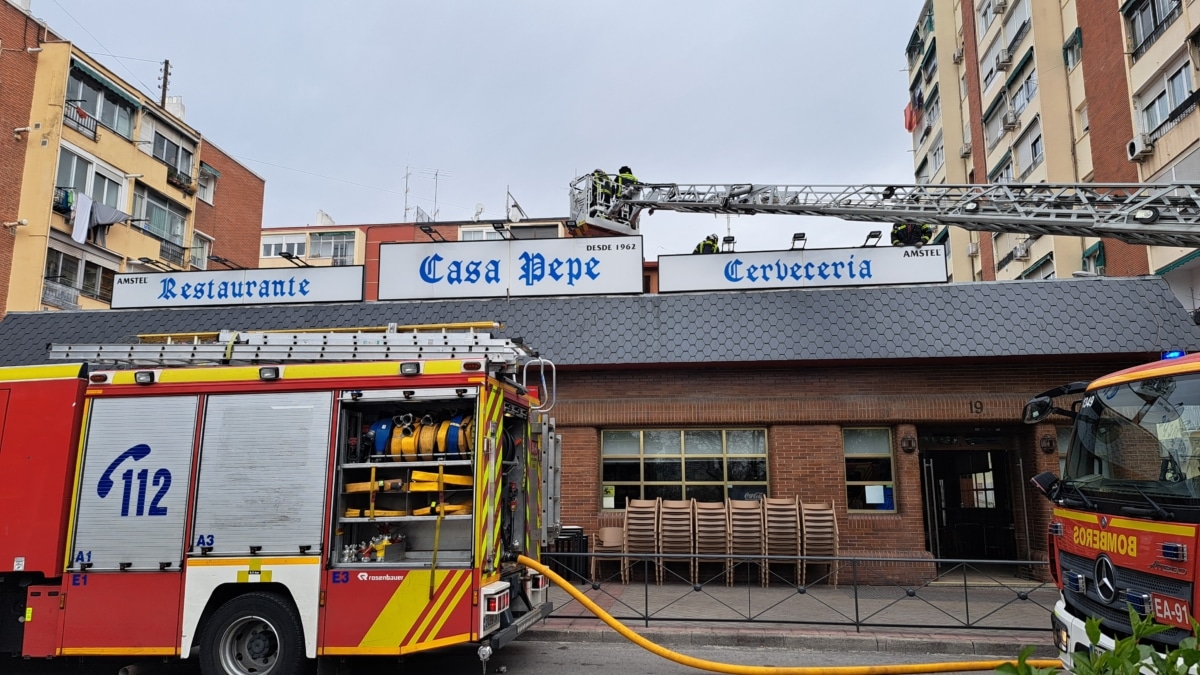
[518,555,1062,675]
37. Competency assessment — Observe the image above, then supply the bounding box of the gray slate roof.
[0,277,1196,367]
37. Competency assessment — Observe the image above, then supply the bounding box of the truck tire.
[199,592,306,675]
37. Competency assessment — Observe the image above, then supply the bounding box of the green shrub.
[1001,607,1200,675]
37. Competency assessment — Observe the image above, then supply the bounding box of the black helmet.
[619,166,632,174]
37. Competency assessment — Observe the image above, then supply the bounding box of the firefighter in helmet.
[694,234,720,254]
[589,169,613,217]
[891,222,932,247]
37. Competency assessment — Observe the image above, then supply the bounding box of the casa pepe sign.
[656,245,948,292]
[377,237,644,300]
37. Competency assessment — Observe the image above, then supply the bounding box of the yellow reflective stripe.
[186,557,319,567]
[1090,360,1200,390]
[423,361,462,375]
[1107,518,1196,536]
[0,363,85,382]
[60,647,176,656]
[63,399,92,572]
[1053,508,1098,524]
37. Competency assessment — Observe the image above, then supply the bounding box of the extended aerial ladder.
[568,176,1200,248]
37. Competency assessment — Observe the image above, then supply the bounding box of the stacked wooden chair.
[727,499,767,587]
[801,502,839,587]
[590,525,626,583]
[657,499,696,584]
[623,497,660,584]
[693,500,732,586]
[763,496,802,586]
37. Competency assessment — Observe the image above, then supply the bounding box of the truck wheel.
[199,592,306,675]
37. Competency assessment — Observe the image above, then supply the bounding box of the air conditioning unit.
[959,142,972,158]
[996,48,1013,71]
[952,47,964,64]
[1127,133,1155,162]
[966,241,980,256]
[994,0,1008,12]
[1013,242,1031,260]
[1001,111,1020,131]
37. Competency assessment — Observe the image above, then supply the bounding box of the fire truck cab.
[0,326,560,674]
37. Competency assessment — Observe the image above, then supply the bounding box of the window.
[65,67,135,139]
[197,173,215,204]
[190,232,212,269]
[1010,68,1038,116]
[980,37,1004,93]
[926,92,941,127]
[991,159,1015,183]
[153,132,195,181]
[977,0,996,37]
[45,249,114,303]
[1126,0,1181,59]
[960,458,996,508]
[1141,61,1193,132]
[310,232,354,264]
[843,428,894,512]
[56,147,122,209]
[1063,28,1082,69]
[600,429,767,506]
[460,228,505,241]
[133,185,188,244]
[1078,105,1089,134]
[931,137,945,172]
[1016,117,1043,180]
[1082,241,1105,275]
[983,98,1009,149]
[262,234,306,258]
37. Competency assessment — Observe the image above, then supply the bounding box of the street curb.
[522,626,1057,659]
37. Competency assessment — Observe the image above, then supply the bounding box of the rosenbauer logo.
[1072,525,1137,558]
[357,572,406,582]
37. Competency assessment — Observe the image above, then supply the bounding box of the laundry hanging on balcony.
[89,201,132,249]
[70,192,92,244]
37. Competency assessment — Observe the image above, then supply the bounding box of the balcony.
[63,104,97,140]
[1005,20,1030,57]
[159,239,186,266]
[1131,3,1182,62]
[42,279,80,310]
[331,255,354,266]
[166,167,196,196]
[1149,89,1200,142]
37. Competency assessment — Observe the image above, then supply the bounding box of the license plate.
[1151,593,1192,630]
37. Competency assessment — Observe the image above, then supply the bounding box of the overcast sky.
[30,0,925,257]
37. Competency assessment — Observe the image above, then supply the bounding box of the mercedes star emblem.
[1094,555,1118,604]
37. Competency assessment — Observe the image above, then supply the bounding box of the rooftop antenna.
[473,203,485,222]
[417,168,451,220]
[506,187,528,223]
[403,166,412,221]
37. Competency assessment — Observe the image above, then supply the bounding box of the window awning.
[1017,251,1054,279]
[988,149,1013,181]
[983,90,1006,121]
[1003,48,1035,89]
[70,58,142,109]
[199,161,222,178]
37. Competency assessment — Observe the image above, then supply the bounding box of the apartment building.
[906,0,1200,301]
[0,0,263,313]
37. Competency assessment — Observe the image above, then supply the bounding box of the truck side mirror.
[1030,471,1061,502]
[1022,396,1054,424]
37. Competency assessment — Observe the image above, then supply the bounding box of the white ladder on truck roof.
[47,321,538,369]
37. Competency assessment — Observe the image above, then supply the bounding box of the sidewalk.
[522,582,1058,659]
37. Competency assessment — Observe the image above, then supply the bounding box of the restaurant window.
[844,428,895,512]
[600,429,768,508]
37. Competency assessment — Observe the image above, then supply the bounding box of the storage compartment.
[332,389,478,568]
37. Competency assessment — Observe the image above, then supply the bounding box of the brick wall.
[554,358,1137,583]
[194,142,265,269]
[959,0,997,280]
[0,3,45,315]
[1076,0,1150,276]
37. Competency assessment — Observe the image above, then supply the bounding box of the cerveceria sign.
[110,267,365,309]
[656,245,948,293]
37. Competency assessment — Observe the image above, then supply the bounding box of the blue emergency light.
[1162,350,1187,359]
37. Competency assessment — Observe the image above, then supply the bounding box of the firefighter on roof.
[891,222,932,247]
[694,234,720,254]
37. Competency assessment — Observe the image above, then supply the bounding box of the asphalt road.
[2,639,1035,675]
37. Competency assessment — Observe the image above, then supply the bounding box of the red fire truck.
[0,323,560,674]
[1026,354,1200,667]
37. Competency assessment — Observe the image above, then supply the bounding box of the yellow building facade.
[13,43,211,311]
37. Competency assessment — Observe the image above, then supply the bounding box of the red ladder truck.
[571,175,1200,667]
[0,322,560,674]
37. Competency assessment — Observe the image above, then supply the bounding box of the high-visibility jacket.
[616,170,637,195]
[891,223,932,246]
[592,171,613,196]
[694,239,719,254]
